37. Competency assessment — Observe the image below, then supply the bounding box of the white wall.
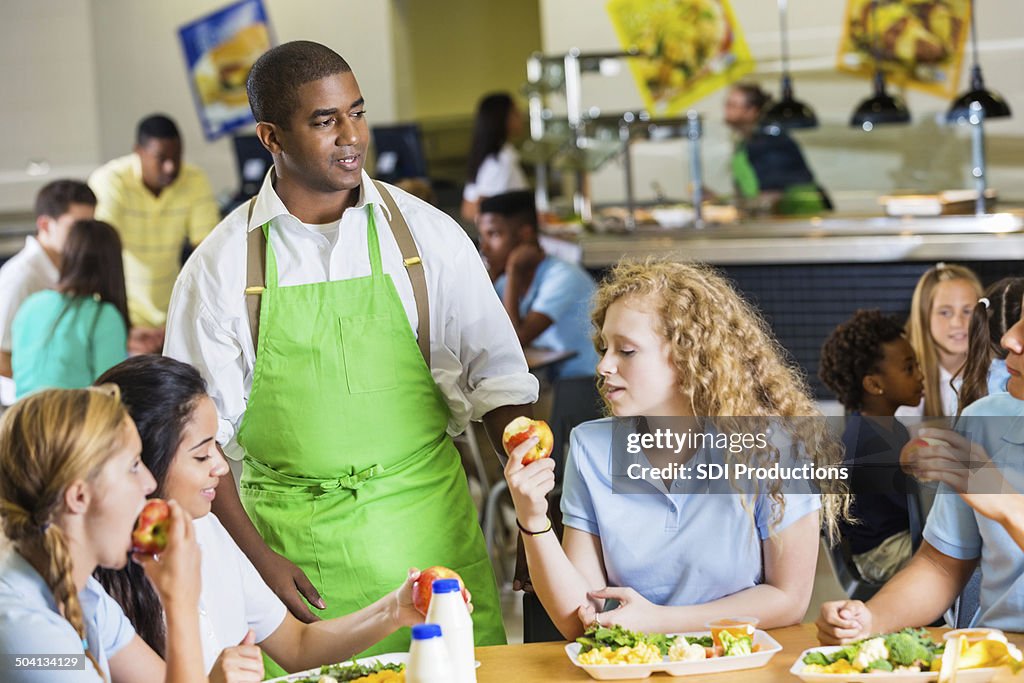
[538,0,1024,209]
[0,0,101,211]
[0,0,399,212]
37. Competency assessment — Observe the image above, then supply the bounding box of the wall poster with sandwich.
[178,0,273,141]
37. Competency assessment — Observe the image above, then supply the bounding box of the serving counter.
[542,211,1024,398]
[473,623,1023,682]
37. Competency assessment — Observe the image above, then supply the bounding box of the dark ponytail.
[92,355,208,655]
[958,277,1024,415]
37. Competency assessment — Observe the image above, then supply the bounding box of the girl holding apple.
[503,259,847,639]
[93,355,424,680]
[0,386,208,683]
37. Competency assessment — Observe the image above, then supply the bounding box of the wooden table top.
[473,624,1024,682]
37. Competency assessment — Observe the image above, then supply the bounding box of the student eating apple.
[92,355,426,680]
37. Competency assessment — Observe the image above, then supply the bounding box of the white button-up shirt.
[164,170,538,458]
[0,236,60,405]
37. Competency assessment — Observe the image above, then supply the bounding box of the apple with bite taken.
[132,499,170,555]
[412,566,469,616]
[502,417,554,465]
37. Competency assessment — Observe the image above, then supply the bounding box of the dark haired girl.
[11,219,127,398]
[461,92,529,221]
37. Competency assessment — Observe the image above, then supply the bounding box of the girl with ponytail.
[0,387,207,683]
[957,277,1024,414]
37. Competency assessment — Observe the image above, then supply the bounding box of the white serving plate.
[565,629,782,680]
[264,653,408,682]
[264,652,481,682]
[789,646,1001,683]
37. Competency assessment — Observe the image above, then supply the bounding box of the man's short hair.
[34,179,97,219]
[247,41,352,128]
[136,114,181,146]
[478,190,538,230]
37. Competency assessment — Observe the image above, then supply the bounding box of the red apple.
[908,436,949,451]
[132,499,170,555]
[412,566,469,616]
[502,416,554,465]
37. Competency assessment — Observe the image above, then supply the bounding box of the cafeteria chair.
[824,532,885,603]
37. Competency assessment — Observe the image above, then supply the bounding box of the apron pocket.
[340,314,397,394]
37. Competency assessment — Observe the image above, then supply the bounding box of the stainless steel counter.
[545,212,1024,268]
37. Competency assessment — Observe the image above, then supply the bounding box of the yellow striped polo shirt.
[89,153,219,328]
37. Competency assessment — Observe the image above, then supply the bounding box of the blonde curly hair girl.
[591,259,847,539]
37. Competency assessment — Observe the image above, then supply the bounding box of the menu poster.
[606,0,753,115]
[178,0,273,140]
[837,0,969,98]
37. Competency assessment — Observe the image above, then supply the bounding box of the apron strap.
[243,184,431,365]
[244,197,265,354]
[373,180,430,365]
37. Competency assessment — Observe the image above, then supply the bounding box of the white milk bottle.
[425,578,476,683]
[406,623,453,683]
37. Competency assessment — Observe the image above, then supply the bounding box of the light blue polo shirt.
[988,359,1010,396]
[495,255,599,380]
[923,392,1024,630]
[561,418,821,607]
[0,550,135,682]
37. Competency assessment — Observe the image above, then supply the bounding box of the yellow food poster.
[179,0,273,140]
[606,0,754,115]
[837,0,969,98]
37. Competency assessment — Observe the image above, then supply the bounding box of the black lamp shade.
[946,66,1012,123]
[850,72,911,129]
[762,96,818,133]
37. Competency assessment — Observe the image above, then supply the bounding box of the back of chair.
[948,567,983,628]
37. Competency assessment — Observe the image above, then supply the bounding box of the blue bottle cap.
[432,578,461,593]
[412,623,443,640]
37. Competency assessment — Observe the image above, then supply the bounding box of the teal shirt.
[11,290,127,398]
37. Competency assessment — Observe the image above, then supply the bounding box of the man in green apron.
[163,41,538,667]
[724,84,831,216]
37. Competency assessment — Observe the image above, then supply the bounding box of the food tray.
[264,652,408,682]
[790,646,1000,683]
[565,629,782,680]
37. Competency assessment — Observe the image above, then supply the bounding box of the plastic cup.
[943,628,1001,644]
[706,616,759,649]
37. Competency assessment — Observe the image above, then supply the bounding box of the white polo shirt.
[0,236,59,405]
[194,514,287,672]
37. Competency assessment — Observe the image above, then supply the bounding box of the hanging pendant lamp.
[850,0,910,130]
[762,0,818,134]
[946,0,1011,123]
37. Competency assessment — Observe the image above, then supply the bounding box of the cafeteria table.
[472,623,1024,682]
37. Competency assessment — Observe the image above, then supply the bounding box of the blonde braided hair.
[0,386,130,681]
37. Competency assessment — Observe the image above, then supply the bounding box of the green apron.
[235,205,505,666]
[731,146,825,216]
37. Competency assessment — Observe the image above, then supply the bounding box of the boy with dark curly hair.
[820,309,924,583]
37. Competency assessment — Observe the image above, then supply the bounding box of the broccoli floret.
[802,651,831,667]
[885,630,935,666]
[719,630,753,657]
[867,659,894,672]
